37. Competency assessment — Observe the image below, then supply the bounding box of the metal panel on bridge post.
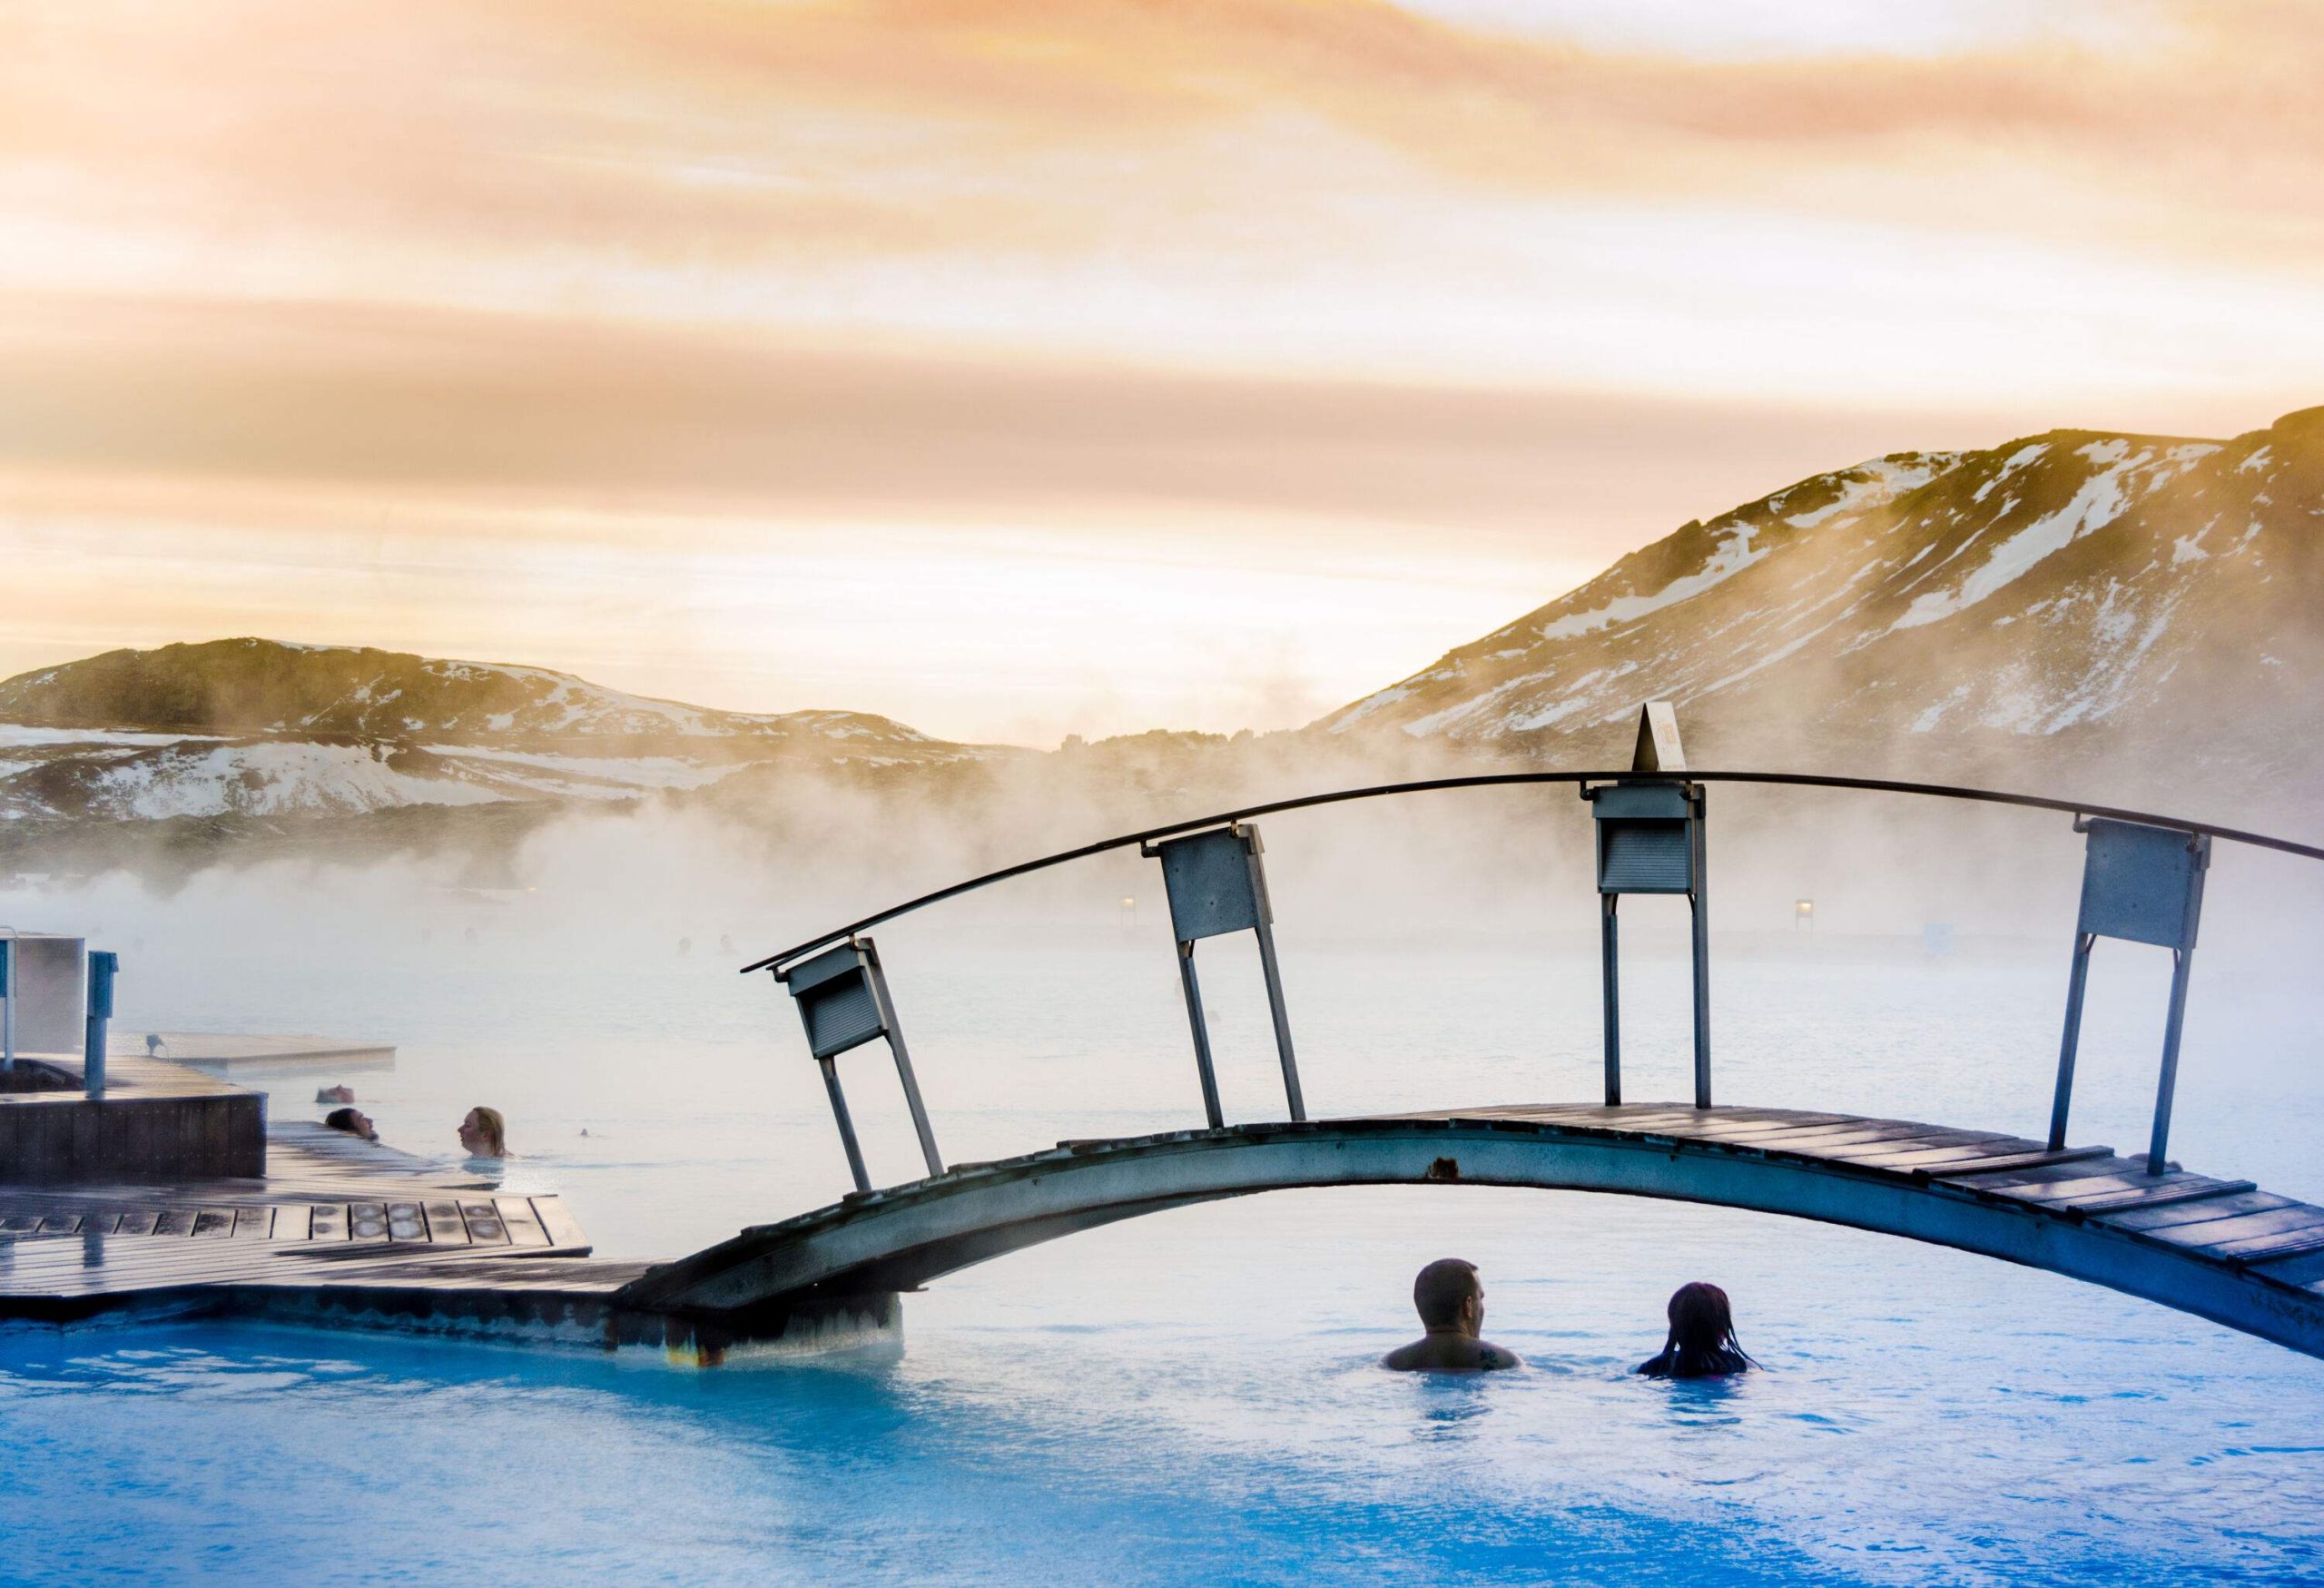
[1581,702,1709,1110]
[2049,816,2210,1175]
[1140,823,1305,1129]
[775,937,942,1193]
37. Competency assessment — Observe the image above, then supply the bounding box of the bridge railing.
[743,703,2324,1192]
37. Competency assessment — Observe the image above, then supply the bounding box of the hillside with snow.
[0,642,983,824]
[1324,406,2322,804]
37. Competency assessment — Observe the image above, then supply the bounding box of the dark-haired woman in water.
[1636,1281,1755,1378]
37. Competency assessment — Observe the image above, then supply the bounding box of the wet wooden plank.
[496,1198,549,1247]
[1958,1165,2192,1206]
[1831,1138,2047,1172]
[191,1209,235,1238]
[231,1208,273,1238]
[2205,1226,2324,1265]
[1813,1130,2019,1164]
[1635,1114,1867,1140]
[385,1202,427,1243]
[2059,1179,2255,1217]
[531,1198,589,1250]
[271,1206,312,1241]
[307,1204,345,1241]
[458,1202,508,1245]
[421,1201,473,1247]
[1926,1147,2115,1181]
[2145,1206,2324,1251]
[1980,1171,2212,1208]
[1733,1123,1988,1156]
[2101,1190,2301,1232]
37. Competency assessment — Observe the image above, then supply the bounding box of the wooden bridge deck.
[617,1104,2324,1360]
[1405,1105,2324,1269]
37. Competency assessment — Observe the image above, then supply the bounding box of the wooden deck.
[0,1122,643,1325]
[0,1120,896,1363]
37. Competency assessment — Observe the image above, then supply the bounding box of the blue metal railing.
[740,760,2324,1190]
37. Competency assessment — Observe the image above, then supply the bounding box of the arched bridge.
[616,1109,2324,1358]
[617,709,2324,1360]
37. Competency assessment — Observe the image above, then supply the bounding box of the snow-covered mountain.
[0,641,979,822]
[1324,407,2322,800]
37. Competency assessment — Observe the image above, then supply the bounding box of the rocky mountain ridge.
[1324,406,2322,808]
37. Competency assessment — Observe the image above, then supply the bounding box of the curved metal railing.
[743,767,2324,974]
[739,743,2320,1195]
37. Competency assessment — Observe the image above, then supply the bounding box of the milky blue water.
[4,819,2322,1585]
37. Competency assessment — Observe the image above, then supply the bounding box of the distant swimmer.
[1635,1281,1755,1379]
[1381,1258,1521,1373]
[323,1107,378,1142]
[316,1084,356,1105]
[457,1105,508,1160]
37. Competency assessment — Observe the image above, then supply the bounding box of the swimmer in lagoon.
[457,1106,508,1159]
[1381,1258,1521,1372]
[323,1107,377,1141]
[1635,1281,1755,1378]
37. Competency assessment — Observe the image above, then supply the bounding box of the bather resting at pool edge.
[1382,1258,1522,1372]
[1636,1281,1755,1378]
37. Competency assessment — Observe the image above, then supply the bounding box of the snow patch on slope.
[1535,456,1958,644]
[1889,443,2215,631]
[81,743,508,820]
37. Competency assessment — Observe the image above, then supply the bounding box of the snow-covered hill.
[0,639,941,746]
[0,642,980,822]
[1324,406,2322,797]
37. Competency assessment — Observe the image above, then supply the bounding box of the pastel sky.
[2,0,2318,744]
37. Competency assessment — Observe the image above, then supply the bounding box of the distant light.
[1119,897,1136,909]
[1796,899,1814,917]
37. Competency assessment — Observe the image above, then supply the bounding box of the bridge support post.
[2049,932,2094,1151]
[881,1019,945,1183]
[817,1057,872,1193]
[1252,916,1306,1123]
[1586,703,1709,1109]
[2050,817,2210,1175]
[2149,947,2195,1176]
[1690,791,1711,1110]
[1600,894,1620,1106]
[1146,824,1305,1128]
[1177,942,1226,1129]
[776,935,944,1194]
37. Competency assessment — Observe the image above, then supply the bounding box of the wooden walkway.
[0,1122,645,1327]
[618,1104,2324,1359]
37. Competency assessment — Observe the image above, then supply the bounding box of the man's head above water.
[1382,1258,1521,1373]
[1413,1258,1484,1334]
